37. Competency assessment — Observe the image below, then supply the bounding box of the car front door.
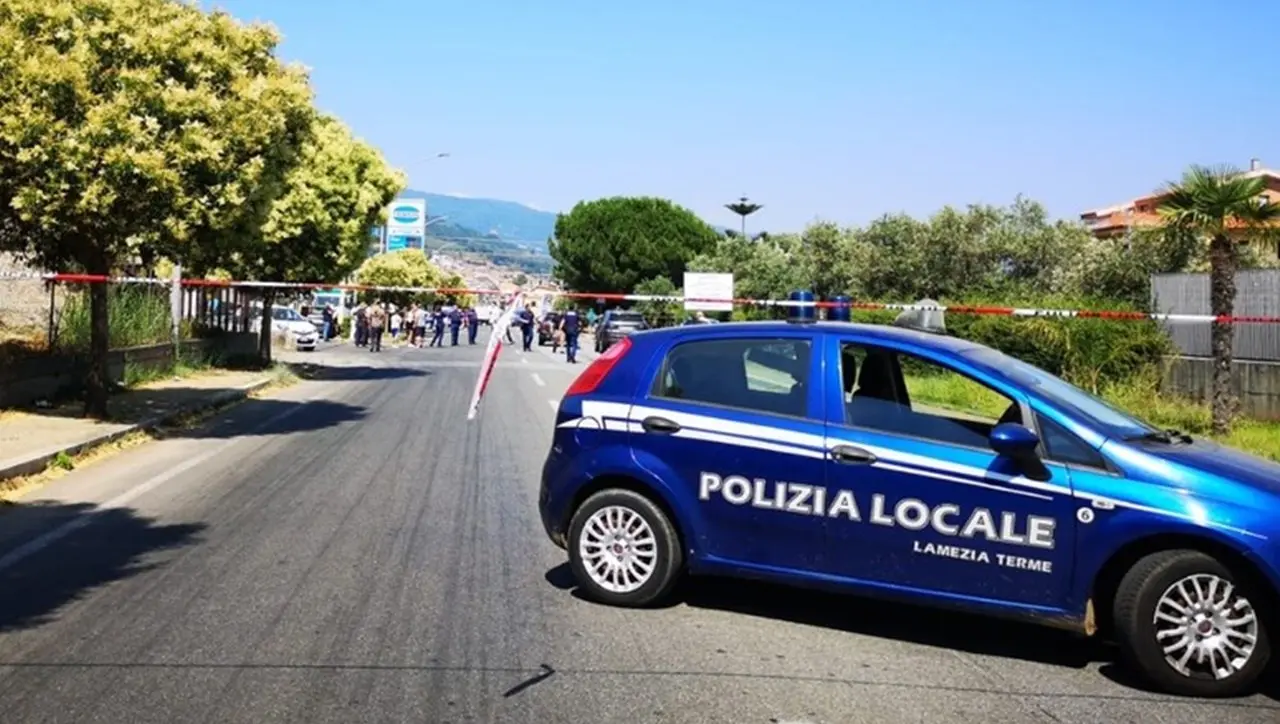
[630,333,831,575]
[818,335,1078,609]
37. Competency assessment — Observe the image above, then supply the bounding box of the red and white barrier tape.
[4,270,1279,325]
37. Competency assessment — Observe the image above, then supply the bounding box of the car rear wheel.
[1113,549,1271,697]
[567,489,683,607]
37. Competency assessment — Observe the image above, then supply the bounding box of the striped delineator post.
[467,292,523,421]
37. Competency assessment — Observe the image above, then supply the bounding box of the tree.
[0,0,315,417]
[1157,165,1280,434]
[511,273,528,287]
[230,114,404,361]
[354,250,442,308]
[548,196,720,293]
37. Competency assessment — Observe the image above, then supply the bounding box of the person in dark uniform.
[519,304,535,351]
[466,306,480,344]
[430,304,446,347]
[354,305,368,347]
[449,305,463,346]
[559,306,581,363]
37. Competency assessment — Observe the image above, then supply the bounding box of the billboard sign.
[384,197,427,250]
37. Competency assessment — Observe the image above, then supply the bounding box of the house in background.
[1080,158,1280,257]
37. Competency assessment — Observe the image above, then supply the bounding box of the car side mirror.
[989,423,1040,461]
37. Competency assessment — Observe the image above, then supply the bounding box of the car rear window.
[609,312,644,323]
[652,337,812,418]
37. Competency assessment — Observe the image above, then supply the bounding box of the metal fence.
[1151,270,1280,361]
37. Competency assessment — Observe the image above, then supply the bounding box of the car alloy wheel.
[1153,573,1259,681]
[566,489,683,607]
[1114,549,1272,697]
[578,505,657,594]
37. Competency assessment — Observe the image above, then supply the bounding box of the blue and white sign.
[384,197,427,249]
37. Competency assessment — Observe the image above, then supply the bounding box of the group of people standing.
[507,303,584,363]
[352,300,482,352]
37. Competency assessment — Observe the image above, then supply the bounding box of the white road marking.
[548,399,559,411]
[531,373,546,387]
[521,356,528,364]
[0,395,314,573]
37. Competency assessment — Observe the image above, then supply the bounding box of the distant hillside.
[400,191,557,250]
[420,216,552,275]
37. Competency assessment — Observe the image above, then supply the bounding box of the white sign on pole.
[384,198,427,250]
[682,272,734,312]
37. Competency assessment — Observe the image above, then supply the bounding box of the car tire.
[567,489,684,608]
[1112,549,1271,697]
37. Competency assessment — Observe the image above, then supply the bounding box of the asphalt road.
[0,331,1278,723]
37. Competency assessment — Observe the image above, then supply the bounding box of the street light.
[725,195,762,239]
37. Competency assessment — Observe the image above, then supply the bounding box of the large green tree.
[354,249,443,309]
[230,114,405,361]
[1158,165,1280,434]
[0,0,314,416]
[548,196,720,293]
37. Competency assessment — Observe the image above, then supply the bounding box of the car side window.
[654,337,812,418]
[840,342,1020,449]
[1035,412,1108,470]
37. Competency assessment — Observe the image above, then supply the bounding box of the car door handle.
[829,444,877,464]
[641,416,681,434]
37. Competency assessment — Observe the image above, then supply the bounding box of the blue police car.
[538,312,1280,698]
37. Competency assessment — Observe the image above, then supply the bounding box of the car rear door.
[818,333,1078,609]
[628,331,831,574]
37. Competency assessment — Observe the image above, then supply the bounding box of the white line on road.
[548,400,558,411]
[0,393,316,574]
[521,356,529,364]
[531,373,546,387]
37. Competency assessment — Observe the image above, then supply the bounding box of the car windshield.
[963,347,1158,438]
[273,307,303,321]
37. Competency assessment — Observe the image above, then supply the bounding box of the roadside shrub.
[58,285,170,351]
[844,295,1172,393]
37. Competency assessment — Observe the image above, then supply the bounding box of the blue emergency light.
[828,295,852,322]
[787,290,816,323]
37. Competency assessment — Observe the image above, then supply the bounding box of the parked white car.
[476,304,500,326]
[254,305,319,351]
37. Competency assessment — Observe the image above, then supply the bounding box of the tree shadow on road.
[154,395,369,441]
[544,564,1280,703]
[0,502,204,633]
[283,361,431,382]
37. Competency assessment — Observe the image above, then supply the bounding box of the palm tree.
[1158,165,1280,434]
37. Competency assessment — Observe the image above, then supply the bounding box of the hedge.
[731,295,1172,393]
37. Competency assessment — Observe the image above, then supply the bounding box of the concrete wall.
[0,253,56,332]
[1162,356,1280,421]
[0,333,259,409]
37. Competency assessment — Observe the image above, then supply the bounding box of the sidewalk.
[0,369,275,482]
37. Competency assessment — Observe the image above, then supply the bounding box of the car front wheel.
[567,489,683,607]
[1113,549,1271,697]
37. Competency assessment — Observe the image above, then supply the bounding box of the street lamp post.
[725,195,762,239]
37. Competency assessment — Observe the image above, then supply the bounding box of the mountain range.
[399,191,558,251]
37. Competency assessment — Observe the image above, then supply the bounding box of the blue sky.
[209,0,1278,233]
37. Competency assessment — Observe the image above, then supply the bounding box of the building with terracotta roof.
[1080,159,1280,251]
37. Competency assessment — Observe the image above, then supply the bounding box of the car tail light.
[565,336,632,397]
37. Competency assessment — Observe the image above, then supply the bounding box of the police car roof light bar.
[787,290,817,324]
[565,336,633,397]
[828,295,852,322]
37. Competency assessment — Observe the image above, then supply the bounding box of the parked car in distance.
[593,309,648,353]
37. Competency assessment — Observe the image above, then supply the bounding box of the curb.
[0,377,275,484]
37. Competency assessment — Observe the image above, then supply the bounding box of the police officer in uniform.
[518,304,535,351]
[559,306,581,363]
[430,304,446,347]
[466,306,480,344]
[449,305,463,346]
